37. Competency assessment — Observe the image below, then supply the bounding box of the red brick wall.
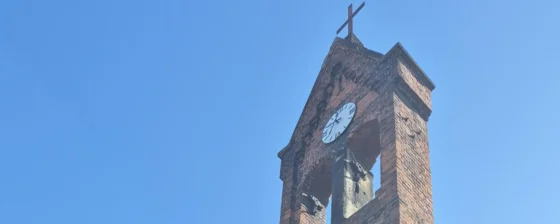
[278,37,435,224]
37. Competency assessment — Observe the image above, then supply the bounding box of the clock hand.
[335,116,343,124]
[328,123,335,136]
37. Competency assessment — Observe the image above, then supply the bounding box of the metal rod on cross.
[336,2,366,36]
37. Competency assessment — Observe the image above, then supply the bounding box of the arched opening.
[306,162,332,206]
[347,119,382,195]
[300,158,333,224]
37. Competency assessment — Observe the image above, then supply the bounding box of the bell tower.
[277,2,436,224]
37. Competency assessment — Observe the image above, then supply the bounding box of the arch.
[296,155,333,224]
[347,119,382,171]
[301,157,333,207]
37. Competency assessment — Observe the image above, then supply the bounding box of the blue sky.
[1,0,559,223]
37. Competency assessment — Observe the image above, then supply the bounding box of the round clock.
[321,102,356,144]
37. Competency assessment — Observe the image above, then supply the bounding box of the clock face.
[321,102,356,144]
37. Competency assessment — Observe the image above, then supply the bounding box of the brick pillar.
[393,93,434,224]
[331,148,373,224]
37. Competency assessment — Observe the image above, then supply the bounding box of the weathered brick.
[278,34,435,224]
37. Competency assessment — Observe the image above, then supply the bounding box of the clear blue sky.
[1,0,559,223]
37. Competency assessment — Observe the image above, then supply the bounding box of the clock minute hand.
[328,122,335,136]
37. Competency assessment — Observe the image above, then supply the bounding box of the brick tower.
[277,3,436,224]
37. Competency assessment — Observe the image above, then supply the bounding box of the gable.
[278,36,383,159]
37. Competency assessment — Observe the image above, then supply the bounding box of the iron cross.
[336,2,366,36]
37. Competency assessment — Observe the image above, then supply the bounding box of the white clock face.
[321,102,356,144]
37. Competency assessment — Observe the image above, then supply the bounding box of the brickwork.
[278,34,435,224]
[393,93,433,224]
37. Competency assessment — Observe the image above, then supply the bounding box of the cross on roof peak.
[336,2,366,37]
